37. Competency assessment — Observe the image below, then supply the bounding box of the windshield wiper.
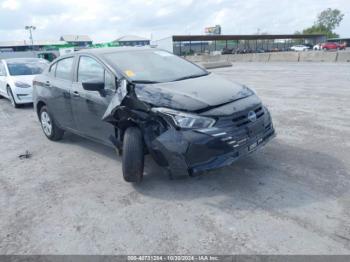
[132,80,160,84]
[171,73,209,82]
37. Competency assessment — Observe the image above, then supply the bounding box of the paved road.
[0,63,350,254]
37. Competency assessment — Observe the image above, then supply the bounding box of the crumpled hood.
[134,73,253,112]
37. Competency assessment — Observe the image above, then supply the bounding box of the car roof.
[54,47,160,61]
[3,58,48,63]
[75,46,158,56]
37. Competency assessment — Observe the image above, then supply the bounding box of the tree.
[302,24,339,39]
[317,8,344,31]
[299,8,344,38]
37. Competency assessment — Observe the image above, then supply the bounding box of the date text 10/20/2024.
[127,255,221,261]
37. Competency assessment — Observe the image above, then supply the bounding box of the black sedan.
[33,47,275,183]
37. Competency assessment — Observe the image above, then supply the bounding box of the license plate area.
[248,137,264,152]
[246,121,264,137]
[248,142,258,151]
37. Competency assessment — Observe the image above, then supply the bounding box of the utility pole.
[25,26,36,50]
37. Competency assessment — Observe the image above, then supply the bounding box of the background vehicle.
[338,42,347,50]
[290,45,310,51]
[33,48,275,183]
[304,44,314,50]
[321,42,341,50]
[0,58,48,108]
[221,47,234,54]
[313,44,322,50]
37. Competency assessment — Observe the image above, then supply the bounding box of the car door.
[47,57,76,130]
[71,55,116,145]
[0,61,8,97]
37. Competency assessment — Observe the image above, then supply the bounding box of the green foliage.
[302,24,339,39]
[299,8,344,38]
[317,8,344,31]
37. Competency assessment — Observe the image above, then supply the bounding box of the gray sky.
[0,0,349,42]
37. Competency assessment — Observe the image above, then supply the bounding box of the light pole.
[25,26,36,50]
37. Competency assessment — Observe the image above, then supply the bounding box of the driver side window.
[78,56,104,83]
[78,56,116,90]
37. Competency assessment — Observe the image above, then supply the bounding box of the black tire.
[39,106,64,141]
[122,127,144,183]
[7,87,19,108]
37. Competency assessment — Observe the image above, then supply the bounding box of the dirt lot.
[0,63,350,254]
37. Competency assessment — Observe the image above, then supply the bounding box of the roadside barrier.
[184,51,350,63]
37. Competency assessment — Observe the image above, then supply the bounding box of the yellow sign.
[124,70,135,77]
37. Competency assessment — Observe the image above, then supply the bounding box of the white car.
[313,44,322,50]
[290,45,310,52]
[0,58,48,108]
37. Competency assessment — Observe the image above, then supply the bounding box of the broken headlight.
[152,107,216,129]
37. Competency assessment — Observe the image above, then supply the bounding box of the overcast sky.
[0,0,349,42]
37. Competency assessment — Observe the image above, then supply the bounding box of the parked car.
[33,48,275,183]
[270,47,281,52]
[221,47,234,55]
[313,44,322,50]
[290,45,310,51]
[321,42,343,50]
[255,48,266,53]
[337,42,347,50]
[304,44,314,50]
[0,58,48,108]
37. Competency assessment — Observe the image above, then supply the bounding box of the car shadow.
[134,139,349,211]
[18,103,34,110]
[60,132,118,161]
[0,100,33,111]
[54,131,349,211]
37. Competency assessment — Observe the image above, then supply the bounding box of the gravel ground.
[0,62,350,254]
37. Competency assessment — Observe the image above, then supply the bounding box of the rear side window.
[55,57,74,80]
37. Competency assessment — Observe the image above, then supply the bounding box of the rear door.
[71,55,116,145]
[47,56,76,129]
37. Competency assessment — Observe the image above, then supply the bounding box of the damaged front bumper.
[148,107,275,177]
[102,81,275,177]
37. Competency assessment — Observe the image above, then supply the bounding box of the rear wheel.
[7,87,19,108]
[122,127,144,183]
[39,106,64,141]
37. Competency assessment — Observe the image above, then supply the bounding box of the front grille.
[232,106,264,127]
[198,104,267,149]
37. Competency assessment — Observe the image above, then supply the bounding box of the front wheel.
[122,127,144,183]
[39,106,64,141]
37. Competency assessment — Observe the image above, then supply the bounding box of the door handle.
[73,91,80,97]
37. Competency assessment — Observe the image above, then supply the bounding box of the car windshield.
[7,61,47,76]
[104,50,208,83]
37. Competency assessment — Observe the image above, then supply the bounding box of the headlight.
[15,81,31,88]
[152,107,216,129]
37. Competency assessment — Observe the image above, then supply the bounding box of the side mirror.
[82,81,105,92]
